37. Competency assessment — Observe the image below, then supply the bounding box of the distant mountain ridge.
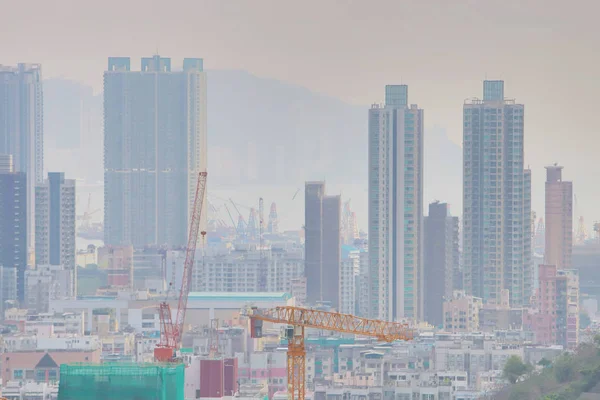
[207,69,368,185]
[43,70,463,228]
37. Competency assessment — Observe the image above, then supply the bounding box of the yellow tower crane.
[247,306,414,400]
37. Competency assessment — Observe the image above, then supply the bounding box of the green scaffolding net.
[57,363,185,400]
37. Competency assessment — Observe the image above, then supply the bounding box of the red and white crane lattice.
[155,171,208,362]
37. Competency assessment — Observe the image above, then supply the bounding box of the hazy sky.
[2,0,599,228]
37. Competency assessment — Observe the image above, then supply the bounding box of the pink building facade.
[524,265,579,349]
[523,265,557,345]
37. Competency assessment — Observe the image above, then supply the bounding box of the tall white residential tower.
[368,85,424,321]
[463,80,532,307]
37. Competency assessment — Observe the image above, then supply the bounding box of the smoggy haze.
[1,0,598,226]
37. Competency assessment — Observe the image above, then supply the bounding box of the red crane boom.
[155,171,207,362]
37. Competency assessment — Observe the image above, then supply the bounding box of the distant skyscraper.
[35,173,76,270]
[544,165,573,270]
[340,246,360,315]
[368,85,424,321]
[103,56,207,247]
[341,200,359,245]
[0,64,44,255]
[424,202,459,327]
[0,159,27,305]
[463,80,532,307]
[304,182,341,308]
[267,202,279,234]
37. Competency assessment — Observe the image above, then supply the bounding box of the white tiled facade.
[167,245,304,293]
[463,81,532,307]
[340,249,359,315]
[368,85,424,321]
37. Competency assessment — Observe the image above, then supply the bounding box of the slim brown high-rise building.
[305,181,341,308]
[544,164,573,269]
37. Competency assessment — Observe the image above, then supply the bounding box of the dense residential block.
[103,55,207,247]
[0,157,27,305]
[463,80,532,307]
[368,85,424,321]
[35,172,76,270]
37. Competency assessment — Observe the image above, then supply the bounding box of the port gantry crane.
[155,171,208,362]
[247,306,414,400]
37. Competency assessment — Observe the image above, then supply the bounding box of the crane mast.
[248,306,413,400]
[155,171,207,362]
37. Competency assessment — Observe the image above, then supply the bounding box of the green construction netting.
[57,363,185,400]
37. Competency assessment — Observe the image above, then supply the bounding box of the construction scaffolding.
[57,363,185,400]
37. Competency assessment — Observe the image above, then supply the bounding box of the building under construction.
[56,363,185,400]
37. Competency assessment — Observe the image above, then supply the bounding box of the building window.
[36,369,46,382]
[13,369,23,379]
[49,369,58,381]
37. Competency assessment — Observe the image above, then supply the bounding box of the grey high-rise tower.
[103,56,207,247]
[35,172,76,269]
[0,157,27,306]
[368,85,424,321]
[0,64,44,256]
[305,182,341,308]
[424,201,459,327]
[463,80,532,307]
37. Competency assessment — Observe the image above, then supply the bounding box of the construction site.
[57,363,185,400]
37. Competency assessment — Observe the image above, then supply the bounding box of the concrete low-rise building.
[1,334,100,353]
[25,265,75,313]
[1,349,101,384]
[49,291,293,333]
[443,291,483,333]
[167,245,304,294]
[1,381,59,400]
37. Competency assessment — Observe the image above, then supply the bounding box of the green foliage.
[539,358,552,367]
[508,385,531,400]
[594,334,600,348]
[504,355,529,384]
[554,355,576,383]
[504,340,600,400]
[580,312,591,329]
[542,395,561,400]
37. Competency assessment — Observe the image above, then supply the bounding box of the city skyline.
[0,2,598,398]
[2,1,599,231]
[32,71,588,237]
